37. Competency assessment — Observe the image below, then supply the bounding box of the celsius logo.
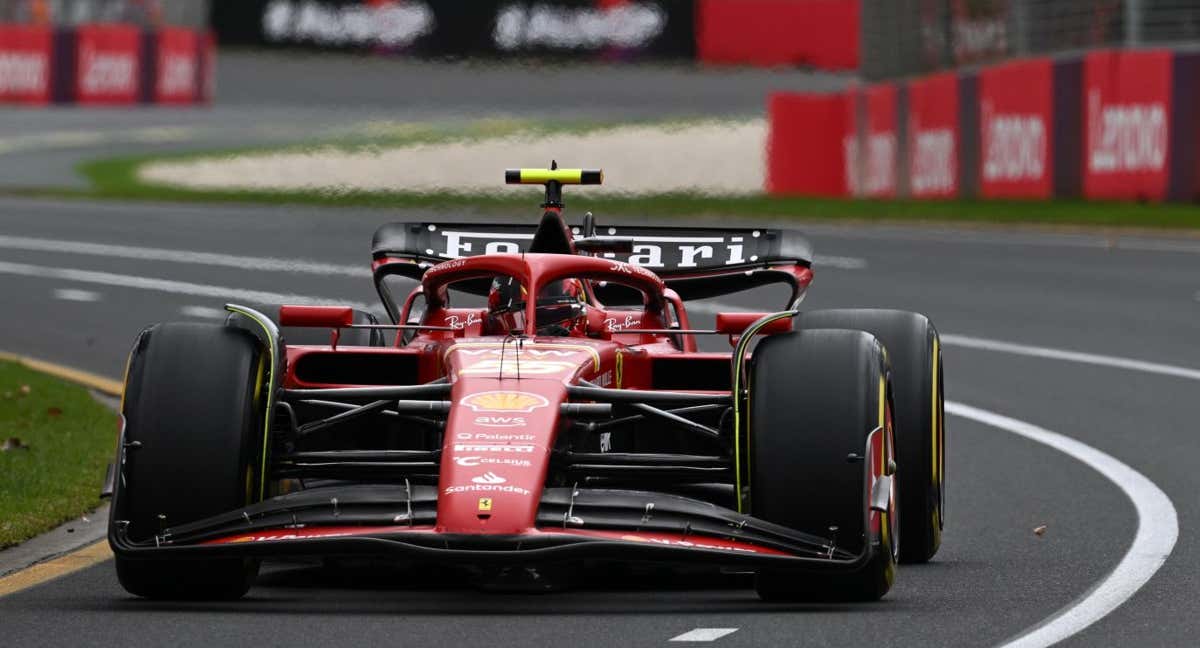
[454,456,532,468]
[472,472,506,485]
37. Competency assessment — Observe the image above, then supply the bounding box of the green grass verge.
[62,154,1200,230]
[0,361,116,549]
[12,114,1200,231]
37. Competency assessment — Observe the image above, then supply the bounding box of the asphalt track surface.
[1,56,1198,648]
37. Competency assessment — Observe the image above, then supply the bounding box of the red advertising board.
[907,72,960,199]
[697,0,859,70]
[75,24,142,105]
[156,27,201,104]
[766,92,850,197]
[0,25,53,105]
[978,58,1054,198]
[1083,49,1172,201]
[863,83,897,198]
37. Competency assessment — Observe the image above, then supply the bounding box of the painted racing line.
[947,402,1178,648]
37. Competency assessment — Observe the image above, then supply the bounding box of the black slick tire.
[797,309,945,563]
[112,322,267,600]
[748,329,897,602]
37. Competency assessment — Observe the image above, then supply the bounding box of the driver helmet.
[487,276,587,336]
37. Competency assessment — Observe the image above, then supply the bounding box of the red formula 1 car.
[105,168,946,601]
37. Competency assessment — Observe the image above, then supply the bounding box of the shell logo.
[460,391,550,413]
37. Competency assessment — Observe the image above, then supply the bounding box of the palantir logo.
[471,472,507,485]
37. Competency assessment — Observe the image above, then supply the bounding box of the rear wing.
[371,221,813,313]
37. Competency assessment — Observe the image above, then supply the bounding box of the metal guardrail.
[862,0,1200,81]
[0,0,209,28]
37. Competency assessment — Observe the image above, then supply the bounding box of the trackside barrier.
[695,0,859,70]
[768,48,1200,204]
[0,23,214,106]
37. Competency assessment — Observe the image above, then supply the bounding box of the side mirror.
[715,312,793,336]
[278,305,355,328]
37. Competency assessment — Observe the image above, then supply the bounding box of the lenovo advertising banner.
[154,27,204,104]
[978,58,1054,199]
[0,25,53,104]
[765,92,849,197]
[907,72,959,199]
[863,83,898,198]
[696,0,858,70]
[75,23,142,105]
[1083,49,1172,202]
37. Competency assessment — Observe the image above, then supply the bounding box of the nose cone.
[436,379,564,534]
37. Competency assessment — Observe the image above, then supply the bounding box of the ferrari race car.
[105,167,946,601]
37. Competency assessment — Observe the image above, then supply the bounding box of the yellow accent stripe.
[511,169,600,185]
[730,311,797,514]
[932,337,940,484]
[224,305,278,502]
[0,351,122,396]
[0,541,113,598]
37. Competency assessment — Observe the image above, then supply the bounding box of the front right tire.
[111,322,267,600]
[747,328,897,601]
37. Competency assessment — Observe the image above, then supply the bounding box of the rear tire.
[112,323,267,600]
[748,329,897,601]
[797,309,945,563]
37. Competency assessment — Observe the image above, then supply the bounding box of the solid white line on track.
[0,235,370,278]
[669,628,739,642]
[0,235,868,278]
[52,288,101,303]
[941,333,1200,382]
[180,305,230,320]
[812,254,868,270]
[0,260,375,312]
[948,401,1178,648]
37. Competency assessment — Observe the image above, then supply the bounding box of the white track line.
[669,628,739,642]
[812,254,868,270]
[180,305,230,320]
[0,235,868,276]
[0,235,370,277]
[0,260,375,312]
[52,288,101,303]
[948,402,1178,648]
[941,334,1200,382]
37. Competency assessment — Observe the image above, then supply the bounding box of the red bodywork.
[111,208,893,576]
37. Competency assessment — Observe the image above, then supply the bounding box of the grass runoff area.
[15,117,1200,230]
[0,360,115,548]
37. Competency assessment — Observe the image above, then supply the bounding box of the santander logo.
[471,472,506,485]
